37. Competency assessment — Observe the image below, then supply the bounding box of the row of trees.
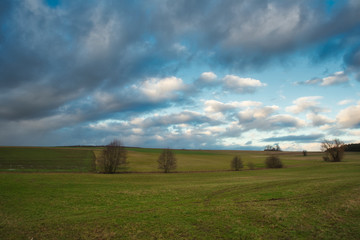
[94,138,348,173]
[93,140,177,173]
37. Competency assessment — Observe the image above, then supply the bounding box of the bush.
[231,156,243,171]
[158,148,177,173]
[247,161,255,170]
[265,155,283,168]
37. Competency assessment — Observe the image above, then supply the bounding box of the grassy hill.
[0,146,346,172]
[0,147,359,239]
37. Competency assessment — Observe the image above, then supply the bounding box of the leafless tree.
[321,139,345,162]
[98,139,127,173]
[231,156,243,171]
[158,148,177,173]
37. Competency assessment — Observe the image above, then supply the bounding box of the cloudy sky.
[1,0,360,150]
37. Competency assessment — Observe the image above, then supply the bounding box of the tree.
[98,139,127,173]
[231,156,243,171]
[158,148,177,173]
[321,139,345,162]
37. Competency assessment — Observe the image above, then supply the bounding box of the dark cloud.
[345,46,360,82]
[263,134,325,143]
[1,0,360,147]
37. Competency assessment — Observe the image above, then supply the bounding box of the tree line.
[93,138,352,173]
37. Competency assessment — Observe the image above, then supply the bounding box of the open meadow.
[0,147,360,239]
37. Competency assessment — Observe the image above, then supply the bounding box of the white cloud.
[306,113,334,126]
[299,71,349,86]
[204,100,262,113]
[130,110,218,129]
[321,71,349,86]
[135,76,187,102]
[337,99,354,105]
[199,72,217,83]
[204,100,236,113]
[286,96,325,114]
[337,102,360,128]
[238,105,279,122]
[223,75,266,93]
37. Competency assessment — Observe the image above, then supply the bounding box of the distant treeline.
[345,143,360,152]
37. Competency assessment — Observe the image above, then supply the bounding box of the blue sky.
[1,0,360,150]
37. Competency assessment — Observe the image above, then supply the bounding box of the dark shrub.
[265,155,283,168]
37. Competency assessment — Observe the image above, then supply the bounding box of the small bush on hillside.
[158,148,177,173]
[265,155,283,168]
[247,161,255,170]
[231,156,243,171]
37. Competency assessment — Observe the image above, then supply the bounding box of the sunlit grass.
[1,154,360,239]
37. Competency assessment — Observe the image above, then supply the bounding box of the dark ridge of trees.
[345,143,360,152]
[264,144,281,151]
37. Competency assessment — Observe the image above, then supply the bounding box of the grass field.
[0,146,335,172]
[0,147,360,239]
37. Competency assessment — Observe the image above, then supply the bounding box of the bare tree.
[321,139,345,162]
[158,148,177,173]
[231,156,243,171]
[98,139,127,173]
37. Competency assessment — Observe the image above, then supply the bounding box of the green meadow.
[0,147,359,239]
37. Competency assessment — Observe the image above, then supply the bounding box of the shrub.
[265,155,283,168]
[231,156,243,171]
[158,148,177,173]
[303,150,307,156]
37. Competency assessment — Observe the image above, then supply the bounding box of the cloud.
[337,102,360,128]
[238,105,304,131]
[223,75,266,93]
[204,100,262,113]
[286,96,326,114]
[338,99,354,105]
[306,113,334,126]
[344,46,360,82]
[238,105,279,122]
[198,72,217,83]
[131,111,220,129]
[263,134,325,143]
[1,0,360,147]
[297,71,349,86]
[133,76,187,102]
[321,71,349,86]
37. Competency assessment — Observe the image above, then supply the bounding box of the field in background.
[0,147,360,239]
[0,146,343,172]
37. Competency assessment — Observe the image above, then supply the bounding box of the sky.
[1,0,360,151]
